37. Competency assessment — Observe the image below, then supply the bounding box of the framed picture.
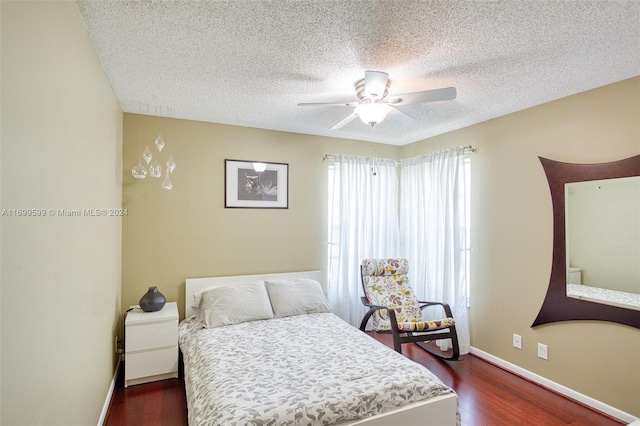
[225,159,289,209]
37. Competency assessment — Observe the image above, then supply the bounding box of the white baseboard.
[469,347,638,425]
[98,355,122,426]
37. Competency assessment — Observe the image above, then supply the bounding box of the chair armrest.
[360,296,392,311]
[417,300,454,318]
[359,297,399,331]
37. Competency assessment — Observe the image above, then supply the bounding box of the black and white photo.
[225,160,288,208]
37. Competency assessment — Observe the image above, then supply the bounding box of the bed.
[180,271,459,425]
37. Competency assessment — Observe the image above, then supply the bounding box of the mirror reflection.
[565,176,640,310]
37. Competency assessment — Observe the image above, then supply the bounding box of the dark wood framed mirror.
[532,154,640,329]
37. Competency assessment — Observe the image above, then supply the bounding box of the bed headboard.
[185,270,322,317]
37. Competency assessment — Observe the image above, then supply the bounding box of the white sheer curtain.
[400,147,471,354]
[327,155,400,326]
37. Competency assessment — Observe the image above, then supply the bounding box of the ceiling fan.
[298,70,457,129]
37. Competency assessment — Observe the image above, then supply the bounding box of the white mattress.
[179,312,457,425]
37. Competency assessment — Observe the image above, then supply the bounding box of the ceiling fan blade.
[387,86,457,105]
[298,101,360,107]
[363,70,389,100]
[385,106,414,126]
[330,113,358,130]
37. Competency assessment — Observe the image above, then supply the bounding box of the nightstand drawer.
[126,321,178,352]
[125,347,178,380]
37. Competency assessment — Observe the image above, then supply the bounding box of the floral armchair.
[360,258,460,360]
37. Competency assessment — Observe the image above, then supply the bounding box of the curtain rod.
[322,145,476,163]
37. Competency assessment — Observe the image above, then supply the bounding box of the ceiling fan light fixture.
[355,103,390,126]
[298,70,455,130]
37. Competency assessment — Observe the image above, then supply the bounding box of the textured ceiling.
[76,1,640,146]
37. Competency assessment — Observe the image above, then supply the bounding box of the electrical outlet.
[513,334,522,349]
[115,336,119,353]
[538,343,548,360]
[115,336,123,354]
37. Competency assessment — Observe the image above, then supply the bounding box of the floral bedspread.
[179,313,456,425]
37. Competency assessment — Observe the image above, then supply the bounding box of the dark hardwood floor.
[105,334,623,425]
[106,371,187,426]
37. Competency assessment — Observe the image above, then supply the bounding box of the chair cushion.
[362,258,453,332]
[364,273,424,329]
[362,258,409,277]
[397,318,455,332]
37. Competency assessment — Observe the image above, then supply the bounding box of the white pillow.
[265,279,332,318]
[198,282,274,328]
[191,281,263,311]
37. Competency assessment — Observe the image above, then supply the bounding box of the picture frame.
[224,159,289,209]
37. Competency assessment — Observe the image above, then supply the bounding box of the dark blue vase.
[139,286,166,312]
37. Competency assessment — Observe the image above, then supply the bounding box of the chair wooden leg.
[386,310,403,354]
[450,326,460,360]
[415,341,459,361]
[392,331,403,354]
[359,310,374,331]
[414,327,460,361]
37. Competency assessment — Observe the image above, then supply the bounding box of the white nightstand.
[124,302,179,387]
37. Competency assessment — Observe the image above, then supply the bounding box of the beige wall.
[402,76,640,416]
[122,114,398,317]
[1,2,123,425]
